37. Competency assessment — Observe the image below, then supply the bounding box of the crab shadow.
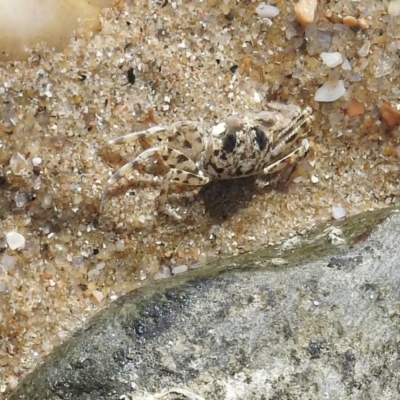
[198,176,260,221]
[198,165,298,222]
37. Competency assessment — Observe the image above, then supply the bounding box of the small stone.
[172,265,188,275]
[314,80,345,102]
[294,0,317,26]
[14,192,29,208]
[92,290,104,304]
[255,3,279,19]
[311,175,319,183]
[342,15,358,28]
[9,152,30,175]
[1,253,16,271]
[293,176,303,183]
[320,52,343,68]
[162,265,172,277]
[346,99,365,117]
[388,0,400,16]
[341,59,351,71]
[32,157,42,166]
[253,91,262,103]
[374,54,393,78]
[332,206,346,220]
[357,40,370,57]
[357,18,369,30]
[6,231,26,250]
[380,102,400,127]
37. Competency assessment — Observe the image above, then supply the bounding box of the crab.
[100,102,314,219]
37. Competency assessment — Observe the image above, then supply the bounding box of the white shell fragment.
[320,52,343,68]
[332,206,346,220]
[314,81,346,102]
[255,3,280,18]
[6,231,26,250]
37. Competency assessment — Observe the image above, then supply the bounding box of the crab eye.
[253,127,268,151]
[222,132,237,153]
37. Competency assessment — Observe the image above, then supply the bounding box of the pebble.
[294,0,317,26]
[311,175,319,183]
[1,253,16,271]
[332,206,346,220]
[155,266,172,280]
[342,15,358,28]
[314,80,345,102]
[255,3,279,19]
[388,0,400,16]
[380,102,400,127]
[357,18,369,30]
[32,157,42,166]
[341,59,351,71]
[92,290,104,304]
[346,99,365,117]
[357,40,370,57]
[320,52,343,68]
[6,231,26,250]
[171,265,188,275]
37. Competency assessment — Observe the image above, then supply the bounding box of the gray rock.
[8,207,400,399]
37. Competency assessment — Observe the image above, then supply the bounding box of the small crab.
[100,102,314,219]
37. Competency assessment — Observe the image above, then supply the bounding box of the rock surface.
[8,207,400,399]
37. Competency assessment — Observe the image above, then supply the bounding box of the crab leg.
[158,168,209,218]
[104,121,204,158]
[263,139,309,175]
[100,145,209,214]
[104,126,169,147]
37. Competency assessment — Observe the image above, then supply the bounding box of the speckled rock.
[7,207,400,400]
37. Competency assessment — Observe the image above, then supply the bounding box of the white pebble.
[388,0,400,16]
[138,215,146,223]
[255,3,279,18]
[332,206,346,220]
[172,265,188,275]
[311,175,319,183]
[314,80,345,102]
[293,176,303,183]
[341,59,351,71]
[253,91,262,103]
[320,52,343,68]
[357,40,370,57]
[32,157,42,166]
[6,231,26,250]
[1,253,16,271]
